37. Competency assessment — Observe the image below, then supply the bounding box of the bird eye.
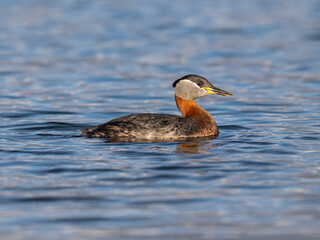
[197,82,202,87]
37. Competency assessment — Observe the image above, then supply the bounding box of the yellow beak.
[202,87,232,96]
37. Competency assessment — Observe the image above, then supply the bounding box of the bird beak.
[202,86,232,96]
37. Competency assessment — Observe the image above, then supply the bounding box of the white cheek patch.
[175,79,206,100]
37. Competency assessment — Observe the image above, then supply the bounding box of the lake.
[0,0,319,239]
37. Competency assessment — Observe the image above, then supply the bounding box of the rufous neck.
[175,95,212,120]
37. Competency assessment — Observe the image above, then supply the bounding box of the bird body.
[82,75,232,141]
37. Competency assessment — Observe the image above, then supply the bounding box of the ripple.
[0,149,73,155]
[219,125,250,130]
[150,165,209,171]
[12,122,84,131]
[1,110,77,119]
[49,215,149,223]
[3,195,105,203]
[256,149,299,155]
[37,167,121,174]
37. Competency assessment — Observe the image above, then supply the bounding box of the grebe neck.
[175,94,218,136]
[175,95,213,120]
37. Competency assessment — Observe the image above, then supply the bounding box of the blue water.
[1,0,320,239]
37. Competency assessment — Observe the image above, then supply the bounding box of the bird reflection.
[175,139,216,154]
[104,138,216,155]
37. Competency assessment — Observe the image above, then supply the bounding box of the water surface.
[0,0,320,239]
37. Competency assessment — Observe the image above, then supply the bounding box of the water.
[0,0,320,239]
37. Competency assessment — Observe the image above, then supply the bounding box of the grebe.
[82,74,232,141]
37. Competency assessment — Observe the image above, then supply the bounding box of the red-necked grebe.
[81,74,232,140]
